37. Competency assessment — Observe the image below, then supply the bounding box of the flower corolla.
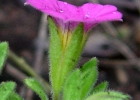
[25,0,122,32]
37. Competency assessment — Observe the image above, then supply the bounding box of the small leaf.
[24,78,48,100]
[92,81,108,93]
[0,42,8,73]
[0,81,16,100]
[85,90,131,100]
[63,69,81,100]
[81,58,97,71]
[7,92,23,100]
[80,58,98,99]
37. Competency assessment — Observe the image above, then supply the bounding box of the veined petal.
[96,11,123,22]
[94,5,117,18]
[78,3,104,21]
[78,3,121,22]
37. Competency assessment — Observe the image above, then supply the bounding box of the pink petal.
[56,1,78,21]
[79,3,104,20]
[96,11,123,22]
[94,5,117,17]
[25,0,123,32]
[26,0,54,10]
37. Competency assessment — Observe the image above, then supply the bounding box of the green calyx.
[48,16,88,100]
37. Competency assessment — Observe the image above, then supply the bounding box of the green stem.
[8,50,51,94]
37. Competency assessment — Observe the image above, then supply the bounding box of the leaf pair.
[63,58,99,100]
[63,58,131,100]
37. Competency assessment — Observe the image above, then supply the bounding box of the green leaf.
[24,78,48,100]
[0,42,8,73]
[63,69,81,100]
[80,58,98,99]
[85,91,131,100]
[0,81,16,100]
[92,81,108,93]
[7,92,23,100]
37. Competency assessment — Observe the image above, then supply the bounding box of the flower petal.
[94,5,117,18]
[96,11,123,22]
[26,0,54,10]
[25,0,123,32]
[79,3,104,20]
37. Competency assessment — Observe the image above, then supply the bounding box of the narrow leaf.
[0,42,8,73]
[0,81,16,100]
[92,81,108,93]
[63,69,81,100]
[85,91,131,100]
[7,92,23,100]
[80,58,98,99]
[24,78,48,100]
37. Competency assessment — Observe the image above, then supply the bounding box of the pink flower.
[25,0,122,32]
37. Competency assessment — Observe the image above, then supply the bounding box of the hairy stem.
[8,50,51,94]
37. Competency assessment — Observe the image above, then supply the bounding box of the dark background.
[0,0,140,100]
